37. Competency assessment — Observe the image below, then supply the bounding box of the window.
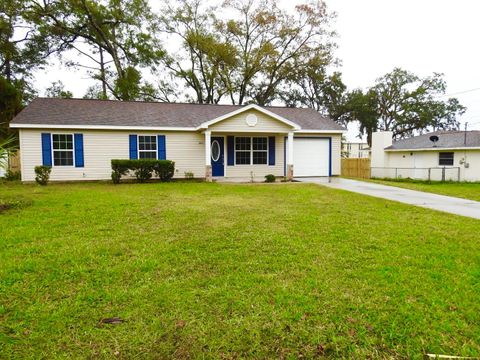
[52,134,74,166]
[138,135,157,159]
[439,152,454,166]
[234,136,268,165]
[252,137,268,164]
[235,137,251,164]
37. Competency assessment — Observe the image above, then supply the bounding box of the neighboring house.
[342,141,369,158]
[371,130,480,181]
[10,98,345,182]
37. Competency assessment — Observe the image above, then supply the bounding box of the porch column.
[287,131,294,180]
[205,131,212,182]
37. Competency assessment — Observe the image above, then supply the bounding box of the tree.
[0,76,22,141]
[280,54,349,125]
[344,89,379,146]
[28,0,165,101]
[159,0,238,104]
[0,0,54,83]
[219,0,336,105]
[160,0,336,105]
[45,80,73,98]
[371,68,466,139]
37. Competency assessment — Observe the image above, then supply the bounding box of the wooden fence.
[8,150,21,172]
[341,158,371,179]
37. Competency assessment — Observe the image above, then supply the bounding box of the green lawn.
[365,178,480,202]
[1,182,479,359]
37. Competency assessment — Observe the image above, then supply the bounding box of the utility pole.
[464,122,468,145]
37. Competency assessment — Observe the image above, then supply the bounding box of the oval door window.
[211,140,221,162]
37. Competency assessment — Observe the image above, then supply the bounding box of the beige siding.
[331,134,341,175]
[19,129,342,181]
[20,129,204,181]
[209,109,294,133]
[223,135,285,179]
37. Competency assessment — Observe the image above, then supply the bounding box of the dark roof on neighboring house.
[386,131,480,150]
[10,98,344,131]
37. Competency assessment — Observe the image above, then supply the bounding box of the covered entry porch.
[203,131,295,181]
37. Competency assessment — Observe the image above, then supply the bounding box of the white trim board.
[198,104,301,130]
[10,123,197,131]
[386,147,480,152]
[11,123,343,133]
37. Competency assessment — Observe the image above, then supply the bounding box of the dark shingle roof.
[10,98,344,131]
[387,131,480,150]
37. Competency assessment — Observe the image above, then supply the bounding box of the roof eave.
[9,123,198,131]
[198,104,301,130]
[386,146,480,152]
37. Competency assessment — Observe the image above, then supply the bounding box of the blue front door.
[211,137,224,177]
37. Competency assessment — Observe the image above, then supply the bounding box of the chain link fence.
[371,167,461,181]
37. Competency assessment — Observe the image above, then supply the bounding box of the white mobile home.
[371,131,480,181]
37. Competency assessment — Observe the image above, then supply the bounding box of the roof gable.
[199,104,299,130]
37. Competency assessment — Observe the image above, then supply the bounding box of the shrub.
[4,170,21,181]
[111,160,130,184]
[154,160,175,182]
[34,165,52,185]
[184,171,194,180]
[110,159,175,183]
[265,174,276,183]
[133,160,155,183]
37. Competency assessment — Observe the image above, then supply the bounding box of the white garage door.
[293,138,330,177]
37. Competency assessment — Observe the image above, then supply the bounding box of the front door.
[211,137,224,177]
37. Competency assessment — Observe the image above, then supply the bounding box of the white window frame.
[51,133,75,167]
[137,135,158,160]
[234,136,269,165]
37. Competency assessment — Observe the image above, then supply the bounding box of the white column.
[287,131,294,165]
[205,131,211,165]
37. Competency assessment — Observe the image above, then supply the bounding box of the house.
[371,130,480,181]
[10,98,345,182]
[342,141,369,158]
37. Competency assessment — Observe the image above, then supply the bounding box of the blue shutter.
[268,136,275,166]
[129,135,138,159]
[157,135,166,160]
[41,133,52,166]
[74,133,84,167]
[227,136,234,166]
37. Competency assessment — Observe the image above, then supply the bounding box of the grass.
[0,181,479,359]
[363,178,480,202]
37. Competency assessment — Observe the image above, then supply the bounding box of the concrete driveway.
[297,177,480,220]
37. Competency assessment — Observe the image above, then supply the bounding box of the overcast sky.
[33,0,480,141]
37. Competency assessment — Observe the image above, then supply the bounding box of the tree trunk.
[99,46,107,99]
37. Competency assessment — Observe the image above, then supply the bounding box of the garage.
[292,137,331,177]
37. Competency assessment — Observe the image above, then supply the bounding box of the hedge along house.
[371,130,480,181]
[10,98,345,182]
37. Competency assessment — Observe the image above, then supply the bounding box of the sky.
[33,0,480,141]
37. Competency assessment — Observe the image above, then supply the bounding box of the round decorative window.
[246,114,258,127]
[211,140,221,162]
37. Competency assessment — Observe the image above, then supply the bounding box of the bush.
[111,159,175,183]
[134,160,155,183]
[4,170,21,181]
[154,161,175,182]
[111,159,130,184]
[265,174,276,183]
[184,171,194,180]
[34,165,51,185]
